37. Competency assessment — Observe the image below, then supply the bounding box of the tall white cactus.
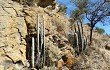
[32,37,35,68]
[34,14,46,69]
[74,33,79,52]
[36,14,40,65]
[42,15,45,66]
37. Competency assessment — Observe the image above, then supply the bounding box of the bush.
[95,27,105,34]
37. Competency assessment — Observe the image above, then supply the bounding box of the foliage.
[70,9,82,22]
[86,0,110,44]
[58,4,67,14]
[70,0,88,22]
[95,27,105,34]
[73,0,88,12]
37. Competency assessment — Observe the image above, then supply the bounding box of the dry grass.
[53,14,67,36]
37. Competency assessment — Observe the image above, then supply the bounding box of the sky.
[57,0,110,34]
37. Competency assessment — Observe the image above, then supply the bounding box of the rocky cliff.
[0,0,110,70]
[0,0,73,70]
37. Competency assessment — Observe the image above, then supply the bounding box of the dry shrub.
[54,14,67,36]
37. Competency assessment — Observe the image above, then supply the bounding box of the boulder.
[57,59,64,70]
[62,50,75,69]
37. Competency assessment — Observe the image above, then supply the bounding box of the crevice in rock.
[11,27,24,45]
[1,6,10,14]
[12,7,19,16]
[19,49,23,54]
[5,55,15,63]
[1,6,18,15]
[23,11,30,36]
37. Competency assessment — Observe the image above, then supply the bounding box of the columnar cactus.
[42,16,46,66]
[73,21,88,54]
[32,37,35,68]
[34,14,46,69]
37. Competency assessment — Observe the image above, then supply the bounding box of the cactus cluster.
[35,14,46,69]
[29,14,88,69]
[73,21,88,54]
[27,14,46,69]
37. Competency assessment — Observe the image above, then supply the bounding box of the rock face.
[1,0,110,70]
[0,0,74,70]
[73,24,110,70]
[23,6,68,36]
[0,0,29,69]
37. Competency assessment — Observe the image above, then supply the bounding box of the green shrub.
[95,27,105,34]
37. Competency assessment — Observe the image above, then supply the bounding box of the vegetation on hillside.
[70,0,110,45]
[95,27,105,34]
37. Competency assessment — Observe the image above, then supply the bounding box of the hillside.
[0,0,110,70]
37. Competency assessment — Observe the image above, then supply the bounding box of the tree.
[95,27,105,34]
[86,0,110,44]
[71,0,110,45]
[70,0,88,22]
[70,0,88,32]
[58,4,67,14]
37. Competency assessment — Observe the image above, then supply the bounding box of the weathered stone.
[13,4,24,16]
[0,0,14,7]
[0,16,11,25]
[0,0,75,70]
[57,59,64,70]
[0,65,4,70]
[7,67,14,70]
[3,7,17,17]
[0,7,10,16]
[62,50,75,69]
[0,1,27,69]
[0,42,5,47]
[5,49,26,63]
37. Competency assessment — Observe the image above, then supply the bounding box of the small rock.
[57,59,64,70]
[62,50,75,69]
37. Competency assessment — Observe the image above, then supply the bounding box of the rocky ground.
[0,0,110,70]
